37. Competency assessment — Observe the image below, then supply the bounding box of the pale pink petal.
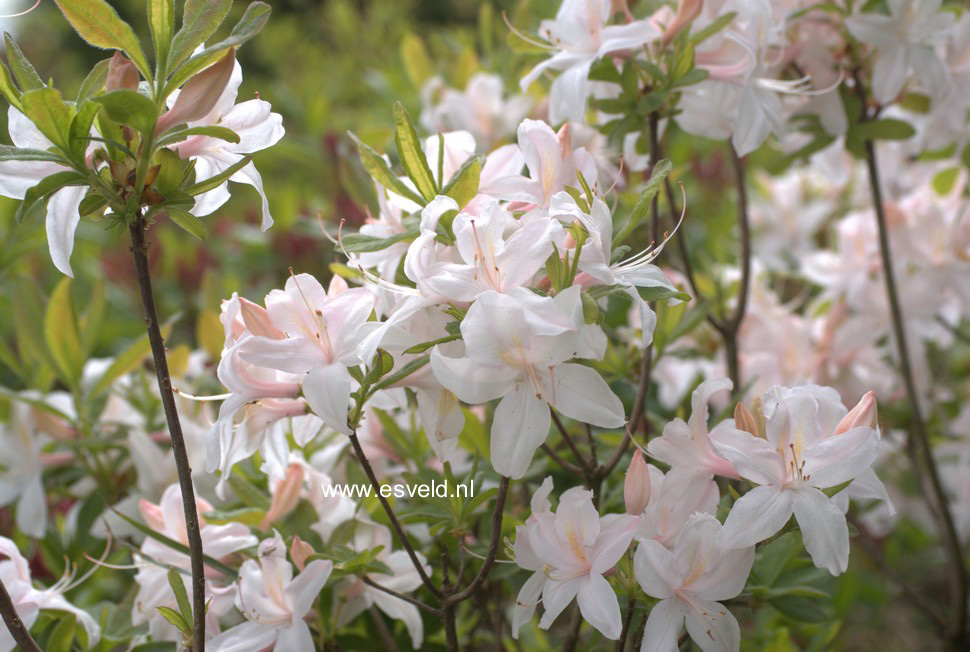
[791,487,849,575]
[718,486,794,549]
[640,598,685,652]
[577,573,623,639]
[303,363,353,435]
[683,597,740,652]
[490,384,551,479]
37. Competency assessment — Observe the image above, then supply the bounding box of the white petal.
[683,597,740,652]
[285,559,333,616]
[512,571,545,638]
[302,363,353,435]
[546,363,625,429]
[718,486,794,549]
[577,574,623,639]
[46,184,87,277]
[640,598,684,652]
[538,577,580,629]
[633,540,679,599]
[275,620,315,652]
[208,621,280,652]
[791,487,849,575]
[490,384,551,479]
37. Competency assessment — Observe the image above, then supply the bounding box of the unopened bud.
[750,396,767,438]
[156,49,236,134]
[328,275,349,296]
[662,0,704,45]
[239,297,285,339]
[105,51,139,92]
[624,449,651,515]
[835,391,878,435]
[556,122,571,154]
[31,407,75,441]
[138,498,166,531]
[290,535,315,572]
[261,463,304,529]
[734,401,757,436]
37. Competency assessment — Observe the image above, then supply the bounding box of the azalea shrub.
[0,0,969,651]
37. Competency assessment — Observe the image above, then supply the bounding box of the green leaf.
[403,333,460,355]
[400,32,433,87]
[45,613,76,652]
[392,102,437,200]
[167,568,193,624]
[441,155,482,209]
[371,354,430,393]
[852,118,916,142]
[340,230,416,253]
[21,88,75,152]
[93,90,158,135]
[44,278,84,387]
[636,285,691,303]
[185,155,251,196]
[156,125,240,147]
[53,0,151,79]
[76,57,111,104]
[3,33,44,91]
[155,606,191,633]
[79,280,105,357]
[14,170,88,224]
[90,323,172,397]
[349,132,425,205]
[149,0,176,68]
[0,59,21,111]
[112,509,238,577]
[688,11,736,45]
[0,145,68,164]
[227,474,271,510]
[168,0,233,70]
[69,101,101,162]
[614,159,672,245]
[166,207,207,240]
[194,2,271,59]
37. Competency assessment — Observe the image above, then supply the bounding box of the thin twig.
[348,432,443,598]
[0,578,40,651]
[852,69,967,647]
[445,476,511,605]
[129,216,207,650]
[362,578,439,614]
[550,410,594,473]
[542,442,584,474]
[615,596,636,652]
[368,606,400,652]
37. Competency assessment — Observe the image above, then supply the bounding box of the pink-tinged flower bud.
[835,391,878,435]
[31,407,76,441]
[327,275,349,296]
[261,463,305,529]
[624,449,651,515]
[239,297,285,339]
[662,0,704,45]
[105,51,139,92]
[556,122,572,154]
[734,401,757,436]
[156,49,236,134]
[138,498,166,531]
[290,535,315,572]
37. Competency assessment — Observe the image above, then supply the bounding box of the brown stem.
[368,606,400,652]
[852,69,967,647]
[348,432,442,598]
[542,443,585,474]
[550,410,594,473]
[129,216,206,650]
[563,606,583,652]
[861,137,968,646]
[444,603,459,652]
[615,596,636,652]
[362,578,439,614]
[445,476,511,605]
[0,578,40,652]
